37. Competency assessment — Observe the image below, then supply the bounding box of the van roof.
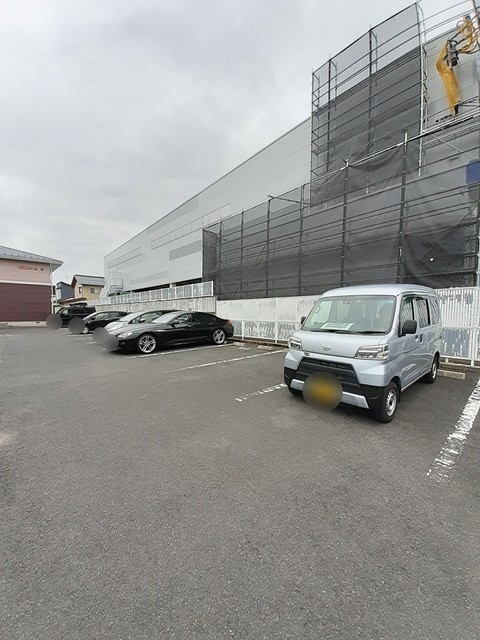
[323,284,436,297]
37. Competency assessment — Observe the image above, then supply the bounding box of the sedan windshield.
[303,295,396,334]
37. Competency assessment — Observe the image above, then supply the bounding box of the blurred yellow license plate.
[303,373,342,410]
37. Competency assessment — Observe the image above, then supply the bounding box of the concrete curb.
[0,322,47,328]
[438,369,466,380]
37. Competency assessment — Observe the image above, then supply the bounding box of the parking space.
[1,328,480,639]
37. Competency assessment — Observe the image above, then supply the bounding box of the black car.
[82,310,128,333]
[114,311,234,354]
[57,305,96,327]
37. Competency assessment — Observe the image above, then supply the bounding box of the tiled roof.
[0,245,62,270]
[72,274,105,286]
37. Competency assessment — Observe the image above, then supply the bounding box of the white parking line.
[126,344,231,359]
[235,383,287,402]
[427,377,480,483]
[0,432,15,448]
[166,350,284,373]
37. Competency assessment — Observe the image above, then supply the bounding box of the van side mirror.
[401,319,417,336]
[300,316,306,325]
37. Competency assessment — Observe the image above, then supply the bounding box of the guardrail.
[90,281,214,306]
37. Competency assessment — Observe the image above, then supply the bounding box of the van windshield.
[303,295,396,334]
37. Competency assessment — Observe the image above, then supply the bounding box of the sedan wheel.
[82,327,89,334]
[212,329,226,345]
[137,333,157,354]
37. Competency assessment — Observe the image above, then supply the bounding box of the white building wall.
[105,119,311,292]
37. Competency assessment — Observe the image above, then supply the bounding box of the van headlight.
[289,337,302,350]
[355,345,389,360]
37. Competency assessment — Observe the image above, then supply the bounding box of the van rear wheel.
[374,382,399,423]
[423,355,439,384]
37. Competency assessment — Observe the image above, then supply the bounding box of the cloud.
[0,0,454,283]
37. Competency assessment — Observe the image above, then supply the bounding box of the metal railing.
[90,281,214,306]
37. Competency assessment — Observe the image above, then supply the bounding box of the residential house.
[0,245,62,322]
[55,281,74,306]
[71,275,105,302]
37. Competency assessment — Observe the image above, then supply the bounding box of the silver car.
[284,284,442,422]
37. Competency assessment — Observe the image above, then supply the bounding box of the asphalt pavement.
[1,328,479,639]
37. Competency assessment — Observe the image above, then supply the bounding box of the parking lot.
[1,327,480,639]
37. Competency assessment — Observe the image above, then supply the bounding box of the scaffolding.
[203,2,480,300]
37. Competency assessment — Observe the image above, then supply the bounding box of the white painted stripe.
[126,344,230,360]
[0,432,15,448]
[166,350,284,373]
[427,377,480,483]
[235,383,287,402]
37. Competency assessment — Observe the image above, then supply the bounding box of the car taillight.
[225,320,232,326]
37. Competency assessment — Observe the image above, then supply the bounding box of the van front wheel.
[288,385,302,397]
[374,382,399,423]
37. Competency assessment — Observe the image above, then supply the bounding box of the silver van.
[284,284,442,422]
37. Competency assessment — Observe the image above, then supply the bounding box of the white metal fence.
[89,283,480,365]
[435,287,480,365]
[218,287,480,366]
[90,281,213,306]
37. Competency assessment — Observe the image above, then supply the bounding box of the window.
[415,298,430,328]
[400,297,415,326]
[175,313,194,323]
[428,297,441,325]
[78,286,82,295]
[90,288,96,294]
[195,313,208,324]
[302,296,395,334]
[140,312,161,323]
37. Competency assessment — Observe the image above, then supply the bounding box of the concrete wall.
[217,295,319,343]
[85,286,480,364]
[104,119,312,292]
[218,288,480,365]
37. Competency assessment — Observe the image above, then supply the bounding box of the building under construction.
[104,2,480,300]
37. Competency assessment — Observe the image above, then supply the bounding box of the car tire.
[136,333,157,354]
[423,355,439,384]
[212,329,226,345]
[288,385,302,397]
[373,382,399,423]
[82,327,90,334]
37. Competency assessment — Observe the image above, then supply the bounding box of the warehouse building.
[104,3,480,299]
[0,245,62,323]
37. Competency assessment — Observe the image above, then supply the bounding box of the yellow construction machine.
[436,9,479,115]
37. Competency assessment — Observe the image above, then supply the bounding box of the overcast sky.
[0,0,455,284]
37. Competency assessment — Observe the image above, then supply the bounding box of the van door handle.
[414,335,419,341]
